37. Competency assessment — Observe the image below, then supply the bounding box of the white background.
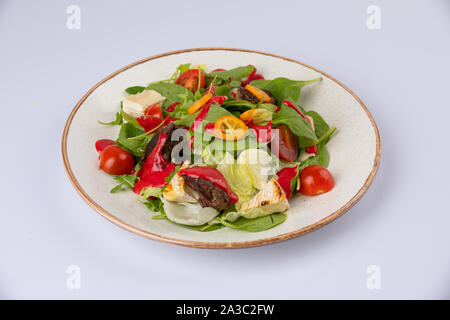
[0,0,449,299]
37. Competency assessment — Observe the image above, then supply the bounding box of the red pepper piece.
[277,166,299,200]
[248,121,272,143]
[305,145,317,155]
[133,131,176,194]
[166,102,180,112]
[190,96,227,131]
[95,139,116,153]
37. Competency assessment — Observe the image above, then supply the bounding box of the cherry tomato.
[299,165,335,195]
[95,139,116,153]
[175,69,205,92]
[144,102,163,120]
[270,125,299,162]
[136,115,162,132]
[99,145,134,175]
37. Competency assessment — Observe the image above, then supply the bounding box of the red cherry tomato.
[175,69,205,92]
[99,145,134,175]
[299,165,335,195]
[270,125,299,162]
[144,102,163,120]
[95,139,116,153]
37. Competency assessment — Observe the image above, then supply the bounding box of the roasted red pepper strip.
[204,122,215,134]
[305,145,318,154]
[133,131,176,194]
[282,100,310,120]
[277,166,299,200]
[248,121,272,143]
[178,167,238,204]
[242,73,265,87]
[190,96,227,131]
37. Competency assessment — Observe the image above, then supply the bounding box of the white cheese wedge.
[240,178,289,216]
[163,163,197,203]
[162,199,218,226]
[122,90,166,118]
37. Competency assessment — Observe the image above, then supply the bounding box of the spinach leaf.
[251,77,321,104]
[116,123,151,157]
[297,110,330,148]
[204,104,233,123]
[125,86,146,95]
[209,65,255,82]
[222,99,256,109]
[219,212,286,232]
[306,110,330,140]
[272,103,317,141]
[173,111,199,127]
[146,82,193,108]
[214,84,232,97]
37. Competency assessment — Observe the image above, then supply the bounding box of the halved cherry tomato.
[214,115,248,141]
[95,139,116,153]
[144,102,163,120]
[99,145,134,175]
[270,125,299,162]
[175,69,205,92]
[299,165,335,195]
[136,116,162,132]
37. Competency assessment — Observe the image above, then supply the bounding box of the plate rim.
[61,47,381,249]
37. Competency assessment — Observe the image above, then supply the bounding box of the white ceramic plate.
[62,48,380,248]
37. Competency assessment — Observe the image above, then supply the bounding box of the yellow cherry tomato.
[214,115,248,141]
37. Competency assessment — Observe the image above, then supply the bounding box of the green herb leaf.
[116,123,151,157]
[125,86,146,95]
[98,109,123,126]
[272,103,317,141]
[146,82,194,109]
[251,77,321,104]
[209,65,255,82]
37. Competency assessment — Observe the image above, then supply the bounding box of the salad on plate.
[95,64,336,232]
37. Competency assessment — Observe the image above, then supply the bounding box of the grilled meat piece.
[182,175,231,211]
[143,122,185,162]
[235,87,277,105]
